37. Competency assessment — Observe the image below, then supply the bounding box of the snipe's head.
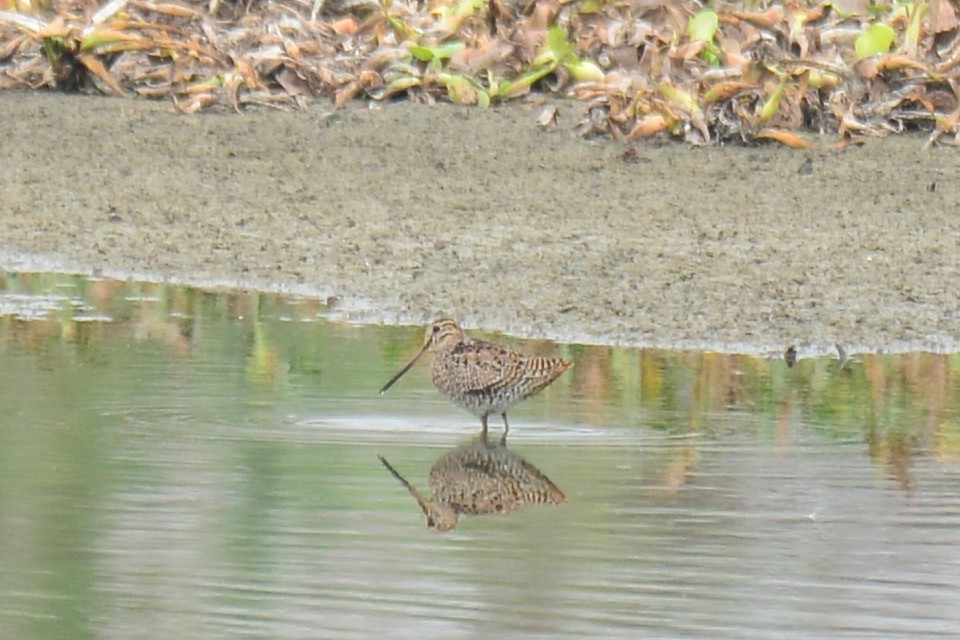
[379,317,466,395]
[423,318,465,351]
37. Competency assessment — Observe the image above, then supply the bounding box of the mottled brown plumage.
[378,435,566,531]
[379,318,572,436]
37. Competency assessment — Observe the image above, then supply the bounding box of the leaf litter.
[2,0,960,146]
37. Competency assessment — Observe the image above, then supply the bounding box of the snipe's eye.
[432,325,441,333]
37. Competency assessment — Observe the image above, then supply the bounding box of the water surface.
[1,273,959,639]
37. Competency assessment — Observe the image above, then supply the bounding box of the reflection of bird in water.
[378,435,566,531]
[379,318,572,438]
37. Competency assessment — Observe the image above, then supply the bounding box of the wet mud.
[1,91,958,353]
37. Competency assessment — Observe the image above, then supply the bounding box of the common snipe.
[379,318,571,436]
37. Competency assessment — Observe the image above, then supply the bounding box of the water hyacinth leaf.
[855,23,895,59]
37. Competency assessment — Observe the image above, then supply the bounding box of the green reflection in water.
[1,272,959,637]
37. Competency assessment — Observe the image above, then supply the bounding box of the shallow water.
[1,273,959,639]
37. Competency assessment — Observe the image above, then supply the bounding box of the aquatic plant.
[0,0,957,145]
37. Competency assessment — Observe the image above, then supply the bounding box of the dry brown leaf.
[449,37,511,74]
[134,2,201,18]
[76,52,125,95]
[729,8,785,32]
[930,0,960,33]
[335,79,360,105]
[703,81,751,103]
[173,91,215,113]
[330,16,358,35]
[756,128,810,148]
[626,113,668,139]
[276,66,310,95]
[875,54,932,75]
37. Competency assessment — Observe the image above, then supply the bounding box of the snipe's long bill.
[379,318,572,436]
[379,340,429,395]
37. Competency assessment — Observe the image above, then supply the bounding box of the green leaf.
[499,63,557,99]
[436,41,465,59]
[374,75,422,100]
[384,10,410,41]
[448,0,485,19]
[855,23,895,59]
[79,27,147,53]
[903,1,928,57]
[687,10,722,66]
[441,72,489,106]
[442,0,486,31]
[687,10,719,43]
[42,37,68,61]
[657,83,700,113]
[759,79,785,123]
[829,1,853,19]
[563,58,605,82]
[410,41,465,62]
[410,46,434,61]
[546,26,573,62]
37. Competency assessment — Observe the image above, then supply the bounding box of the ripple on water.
[3,272,960,639]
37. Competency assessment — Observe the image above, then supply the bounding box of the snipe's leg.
[501,413,510,438]
[481,414,489,437]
